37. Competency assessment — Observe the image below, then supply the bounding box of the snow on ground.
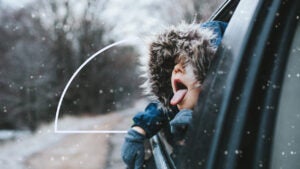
[0,99,147,169]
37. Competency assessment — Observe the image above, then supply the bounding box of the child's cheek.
[185,64,197,81]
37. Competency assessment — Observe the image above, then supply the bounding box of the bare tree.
[0,0,140,130]
[0,7,55,130]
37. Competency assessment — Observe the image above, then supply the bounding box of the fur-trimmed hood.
[141,21,227,111]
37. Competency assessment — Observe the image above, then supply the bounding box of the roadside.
[0,99,147,169]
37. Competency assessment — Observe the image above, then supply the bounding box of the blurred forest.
[0,0,223,131]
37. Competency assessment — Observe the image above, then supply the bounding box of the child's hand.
[121,128,146,169]
[132,102,170,138]
[169,109,192,141]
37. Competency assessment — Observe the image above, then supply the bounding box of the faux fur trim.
[140,22,217,111]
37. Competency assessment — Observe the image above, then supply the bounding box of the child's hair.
[141,22,217,111]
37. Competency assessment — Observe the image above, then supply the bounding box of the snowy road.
[0,99,147,169]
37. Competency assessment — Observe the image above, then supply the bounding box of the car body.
[150,0,300,168]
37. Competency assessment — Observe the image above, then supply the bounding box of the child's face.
[170,61,201,110]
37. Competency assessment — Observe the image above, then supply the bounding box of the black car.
[149,0,300,168]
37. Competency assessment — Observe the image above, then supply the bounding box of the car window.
[271,19,300,169]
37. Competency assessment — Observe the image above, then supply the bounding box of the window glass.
[271,20,300,169]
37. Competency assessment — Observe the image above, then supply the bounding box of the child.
[121,21,227,169]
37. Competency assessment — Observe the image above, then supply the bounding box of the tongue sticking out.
[170,89,188,106]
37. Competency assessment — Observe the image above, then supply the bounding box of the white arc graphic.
[54,37,139,134]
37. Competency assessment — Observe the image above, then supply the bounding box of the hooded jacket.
[141,21,228,111]
[133,21,227,138]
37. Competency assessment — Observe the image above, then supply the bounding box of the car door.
[177,0,300,169]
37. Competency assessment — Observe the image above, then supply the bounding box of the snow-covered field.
[0,99,147,169]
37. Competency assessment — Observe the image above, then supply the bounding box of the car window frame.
[178,0,267,167]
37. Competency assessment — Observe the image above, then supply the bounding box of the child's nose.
[173,63,185,74]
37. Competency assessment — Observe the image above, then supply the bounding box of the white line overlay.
[54,37,140,134]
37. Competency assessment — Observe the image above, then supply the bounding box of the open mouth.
[174,79,188,92]
[171,79,188,106]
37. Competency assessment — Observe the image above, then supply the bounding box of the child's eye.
[182,60,191,69]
